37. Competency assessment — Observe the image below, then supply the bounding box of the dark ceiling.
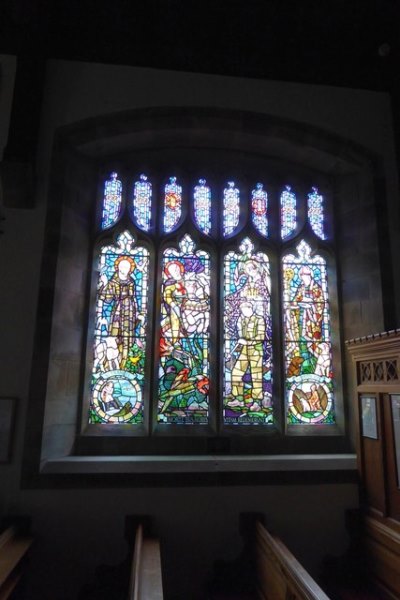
[0,0,399,91]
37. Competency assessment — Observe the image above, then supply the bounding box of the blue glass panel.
[193,179,211,235]
[251,183,268,237]
[133,174,152,231]
[163,177,182,233]
[102,172,122,229]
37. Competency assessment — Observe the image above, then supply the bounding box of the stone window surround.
[22,107,384,483]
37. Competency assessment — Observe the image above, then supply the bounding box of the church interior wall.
[0,57,399,598]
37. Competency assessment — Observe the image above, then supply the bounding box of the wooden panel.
[364,516,400,598]
[359,394,387,514]
[382,394,400,520]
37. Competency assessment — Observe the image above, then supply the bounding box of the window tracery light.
[251,183,268,237]
[133,174,152,231]
[163,176,182,233]
[281,185,296,239]
[102,172,122,229]
[193,179,211,235]
[307,187,325,239]
[223,181,240,236]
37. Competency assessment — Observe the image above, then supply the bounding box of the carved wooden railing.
[0,525,33,600]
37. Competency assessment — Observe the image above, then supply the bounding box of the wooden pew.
[128,522,163,600]
[0,525,33,600]
[255,521,330,600]
[361,514,400,599]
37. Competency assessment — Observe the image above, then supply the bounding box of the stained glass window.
[89,231,149,424]
[88,171,339,437]
[163,176,182,233]
[102,172,122,229]
[281,185,296,239]
[283,240,334,424]
[223,181,240,237]
[223,238,273,425]
[193,179,211,235]
[133,174,152,231]
[307,187,325,239]
[251,183,268,237]
[158,235,211,424]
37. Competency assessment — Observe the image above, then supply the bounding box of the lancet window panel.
[86,171,338,435]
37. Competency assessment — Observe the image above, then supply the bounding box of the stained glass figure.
[281,185,296,239]
[89,231,149,424]
[102,172,122,229]
[223,238,273,425]
[193,179,211,235]
[163,176,182,233]
[133,174,152,231]
[223,181,240,237]
[158,234,210,424]
[283,240,334,424]
[308,187,325,239]
[251,183,268,237]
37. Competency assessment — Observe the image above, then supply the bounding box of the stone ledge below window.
[41,453,357,474]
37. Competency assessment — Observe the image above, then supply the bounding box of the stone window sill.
[41,453,357,474]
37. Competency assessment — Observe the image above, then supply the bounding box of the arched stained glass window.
[223,181,240,236]
[158,235,210,424]
[223,238,273,425]
[193,179,211,235]
[89,231,149,424]
[163,176,182,233]
[85,170,341,443]
[281,185,296,239]
[283,240,334,424]
[251,183,268,237]
[307,187,325,239]
[102,172,122,229]
[133,174,152,231]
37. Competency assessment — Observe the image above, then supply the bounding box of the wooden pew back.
[128,523,163,600]
[255,522,330,600]
[0,525,33,600]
